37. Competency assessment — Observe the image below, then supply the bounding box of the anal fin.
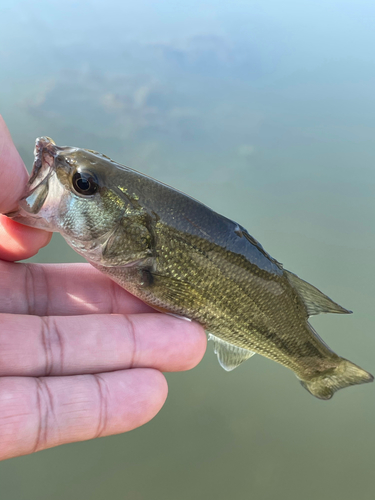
[208,334,256,371]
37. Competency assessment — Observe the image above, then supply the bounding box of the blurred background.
[1,0,375,498]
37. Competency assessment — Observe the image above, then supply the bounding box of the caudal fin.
[299,358,373,400]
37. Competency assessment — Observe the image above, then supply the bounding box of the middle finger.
[0,312,206,377]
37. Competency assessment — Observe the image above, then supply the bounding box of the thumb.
[0,117,52,261]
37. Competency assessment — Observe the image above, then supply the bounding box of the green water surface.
[1,1,375,499]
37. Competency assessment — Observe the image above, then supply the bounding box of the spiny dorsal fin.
[208,334,256,371]
[285,270,352,316]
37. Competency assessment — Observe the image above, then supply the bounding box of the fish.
[7,136,373,399]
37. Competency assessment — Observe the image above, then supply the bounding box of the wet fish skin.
[8,137,373,399]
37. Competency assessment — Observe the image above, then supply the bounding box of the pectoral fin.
[208,334,256,371]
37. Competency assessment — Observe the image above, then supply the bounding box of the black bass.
[8,137,373,399]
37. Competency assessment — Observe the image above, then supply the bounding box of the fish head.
[9,137,145,265]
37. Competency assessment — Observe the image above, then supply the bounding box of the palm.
[0,116,206,461]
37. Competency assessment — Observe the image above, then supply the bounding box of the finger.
[0,261,154,316]
[0,368,167,460]
[0,312,207,376]
[0,215,52,262]
[0,116,29,214]
[0,116,52,261]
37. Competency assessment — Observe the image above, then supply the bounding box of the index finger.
[0,116,52,261]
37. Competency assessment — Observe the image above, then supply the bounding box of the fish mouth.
[20,136,59,213]
[6,137,59,228]
[28,136,58,190]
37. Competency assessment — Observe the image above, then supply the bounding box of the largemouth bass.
[8,137,373,399]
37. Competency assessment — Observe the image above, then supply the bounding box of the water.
[1,1,375,499]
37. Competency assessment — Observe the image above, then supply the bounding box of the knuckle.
[93,374,109,438]
[33,378,58,452]
[123,314,138,368]
[24,264,50,316]
[40,317,65,376]
[24,264,36,315]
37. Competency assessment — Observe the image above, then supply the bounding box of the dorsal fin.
[208,334,256,371]
[285,270,352,316]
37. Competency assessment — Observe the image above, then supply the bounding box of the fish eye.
[72,170,98,196]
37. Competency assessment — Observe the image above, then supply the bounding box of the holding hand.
[0,116,206,461]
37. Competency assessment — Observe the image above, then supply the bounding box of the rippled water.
[1,1,375,499]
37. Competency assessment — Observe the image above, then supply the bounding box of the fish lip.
[19,137,58,206]
[5,137,58,220]
[28,136,58,187]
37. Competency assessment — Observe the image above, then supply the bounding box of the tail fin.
[299,359,373,400]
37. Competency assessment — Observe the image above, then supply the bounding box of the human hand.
[0,116,206,461]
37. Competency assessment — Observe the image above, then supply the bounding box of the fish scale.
[96,222,357,377]
[8,136,373,400]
